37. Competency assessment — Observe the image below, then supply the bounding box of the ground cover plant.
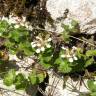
[0,17,96,96]
[0,0,96,96]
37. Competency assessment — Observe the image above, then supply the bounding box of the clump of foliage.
[87,79,96,96]
[0,17,96,95]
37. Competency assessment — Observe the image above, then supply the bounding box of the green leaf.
[87,80,96,92]
[62,31,70,42]
[16,26,29,36]
[3,69,16,86]
[58,59,72,73]
[4,40,15,48]
[14,73,28,90]
[55,58,62,64]
[0,59,5,65]
[86,50,96,57]
[28,70,37,85]
[62,24,70,32]
[71,20,78,27]
[29,70,46,85]
[85,58,94,67]
[37,73,45,83]
[9,30,20,42]
[40,60,52,69]
[43,56,51,63]
[90,92,96,96]
[9,48,17,54]
[18,42,33,56]
[8,26,29,42]
[0,20,9,32]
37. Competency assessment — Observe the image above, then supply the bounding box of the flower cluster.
[31,36,52,53]
[60,46,78,62]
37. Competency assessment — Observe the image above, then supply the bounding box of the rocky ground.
[0,0,96,96]
[46,0,96,34]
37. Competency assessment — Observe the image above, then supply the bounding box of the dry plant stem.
[81,78,89,90]
[49,76,56,95]
[38,86,47,96]
[0,87,25,96]
[32,27,96,47]
[45,83,60,90]
[70,36,96,47]
[51,78,61,95]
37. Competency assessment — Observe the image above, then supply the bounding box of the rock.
[46,71,89,96]
[46,0,96,34]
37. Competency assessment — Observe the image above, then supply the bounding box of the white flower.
[24,22,29,28]
[72,46,77,50]
[61,54,65,58]
[41,47,45,52]
[22,16,26,22]
[46,44,51,48]
[20,22,25,26]
[94,81,96,85]
[61,46,66,50]
[69,24,73,29]
[8,18,17,24]
[0,33,2,36]
[31,42,35,45]
[32,44,36,48]
[47,38,52,42]
[36,36,42,41]
[61,76,64,79]
[28,25,33,30]
[2,16,9,22]
[69,58,73,62]
[36,49,41,53]
[31,42,36,48]
[14,24,19,28]
[73,56,78,60]
[37,43,41,47]
[66,54,71,58]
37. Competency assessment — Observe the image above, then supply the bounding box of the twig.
[70,36,96,47]
[51,78,61,95]
[32,27,96,47]
[38,86,47,96]
[0,87,25,96]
